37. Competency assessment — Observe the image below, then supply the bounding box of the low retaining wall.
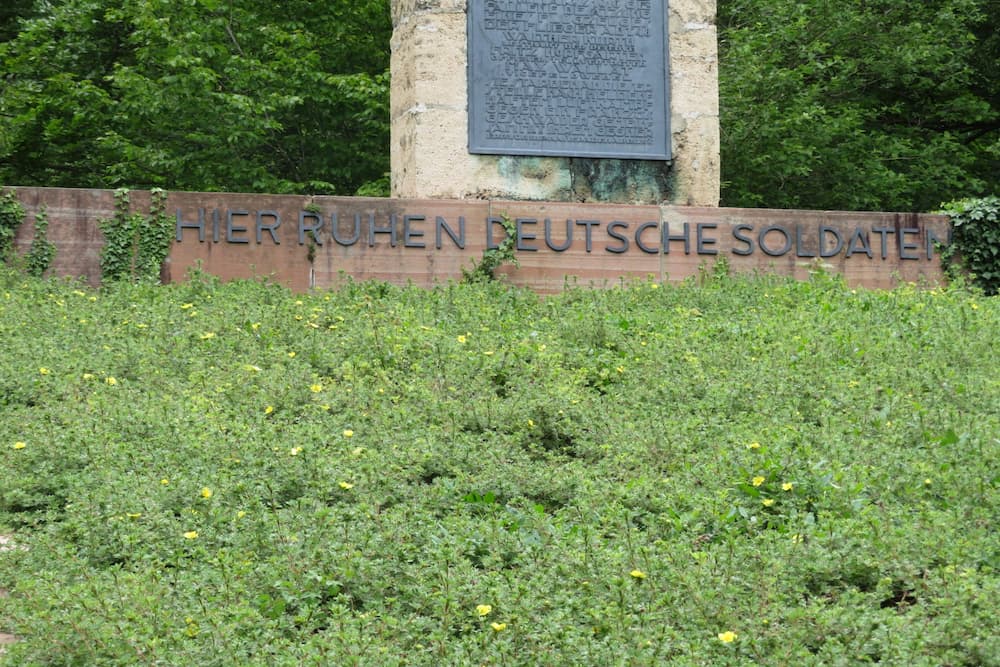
[8,187,951,291]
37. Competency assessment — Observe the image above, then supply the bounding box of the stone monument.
[390,0,720,206]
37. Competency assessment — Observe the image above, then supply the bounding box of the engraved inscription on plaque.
[468,0,670,160]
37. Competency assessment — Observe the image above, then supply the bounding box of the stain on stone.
[568,158,674,205]
[485,155,674,204]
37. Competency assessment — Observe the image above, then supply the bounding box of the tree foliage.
[719,0,1000,211]
[0,0,391,196]
[2,1,998,211]
[0,0,36,43]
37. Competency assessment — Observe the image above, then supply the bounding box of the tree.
[0,0,392,196]
[5,1,998,211]
[0,0,35,43]
[718,0,999,211]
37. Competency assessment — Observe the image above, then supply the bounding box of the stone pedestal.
[390,0,720,206]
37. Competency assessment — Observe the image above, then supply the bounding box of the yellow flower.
[718,631,737,643]
[183,531,199,540]
[200,487,213,499]
[265,405,274,415]
[339,481,354,490]
[343,429,354,438]
[309,383,323,393]
[762,498,775,507]
[630,569,647,579]
[251,322,261,331]
[650,283,660,290]
[476,604,493,617]
[289,447,302,456]
[237,511,247,519]
[82,373,95,380]
[490,622,507,632]
[39,367,51,375]
[751,476,765,487]
[105,376,118,386]
[200,332,216,340]
[782,482,794,491]
[126,512,142,519]
[924,478,932,485]
[527,419,535,428]
[747,441,761,450]
[12,441,27,450]
[456,335,467,344]
[180,303,194,309]
[160,478,169,485]
[287,351,296,358]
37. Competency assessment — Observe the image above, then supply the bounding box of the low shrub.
[940,195,1000,295]
[0,273,996,664]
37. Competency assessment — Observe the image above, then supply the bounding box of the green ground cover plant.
[0,268,997,665]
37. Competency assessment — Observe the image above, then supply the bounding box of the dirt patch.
[0,535,24,553]
[0,534,12,600]
[0,535,18,654]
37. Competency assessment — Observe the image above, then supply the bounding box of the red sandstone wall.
[7,187,951,292]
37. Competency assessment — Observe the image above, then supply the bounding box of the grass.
[0,266,997,666]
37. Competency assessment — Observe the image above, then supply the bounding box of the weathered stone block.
[390,0,721,206]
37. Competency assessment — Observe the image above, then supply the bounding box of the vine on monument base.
[25,206,55,278]
[939,196,1000,296]
[99,188,173,284]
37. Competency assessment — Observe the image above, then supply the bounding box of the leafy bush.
[940,196,1000,295]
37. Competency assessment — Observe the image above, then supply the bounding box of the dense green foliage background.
[0,0,390,195]
[719,0,1000,211]
[1,0,998,205]
[0,270,997,664]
